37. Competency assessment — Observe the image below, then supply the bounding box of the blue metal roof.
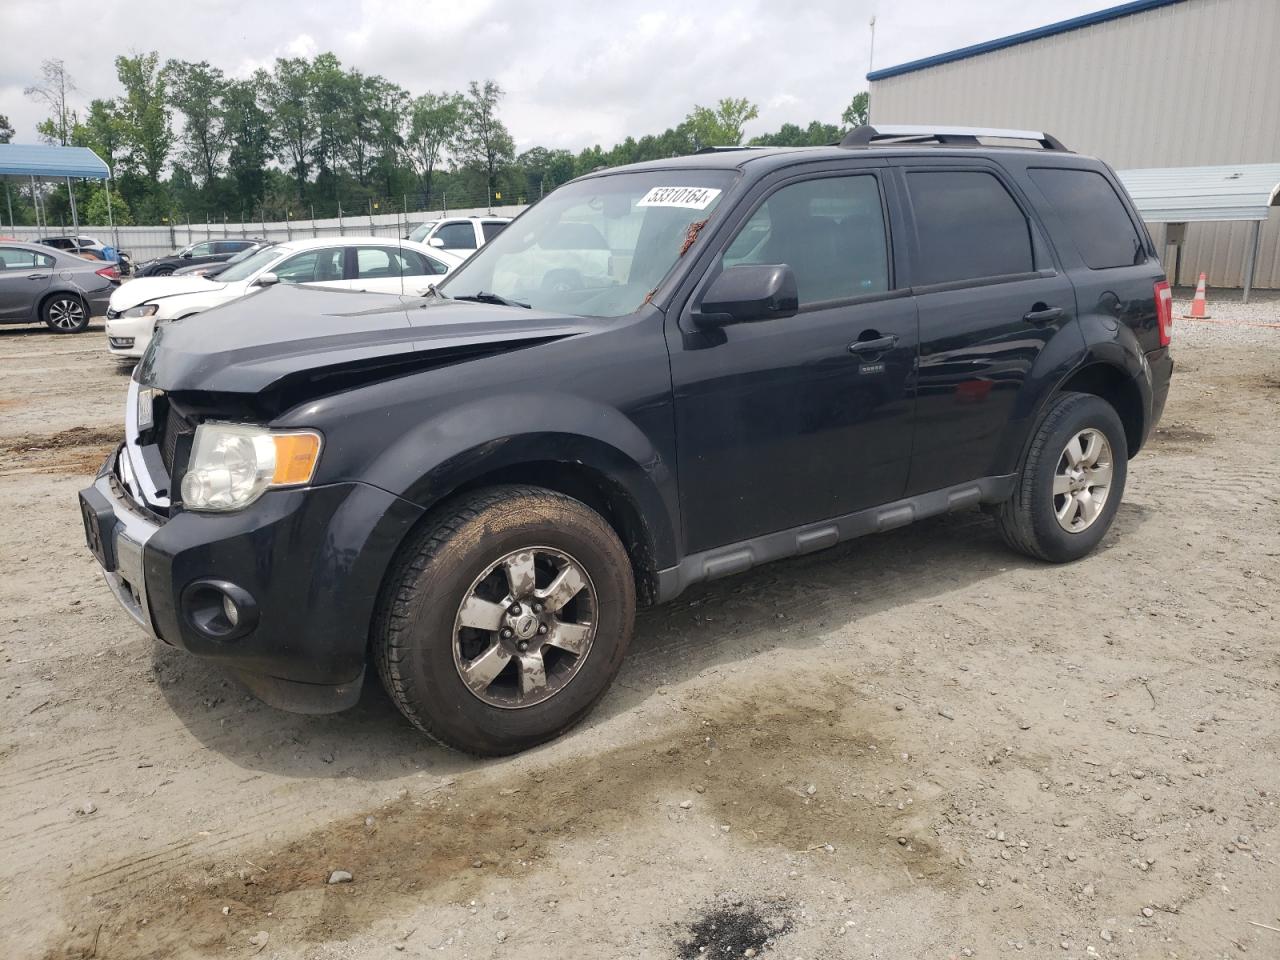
[867,0,1187,81]
[0,144,111,179]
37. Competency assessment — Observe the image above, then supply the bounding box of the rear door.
[349,245,416,294]
[900,161,1078,494]
[0,246,55,321]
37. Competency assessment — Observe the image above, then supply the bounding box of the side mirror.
[694,264,799,327]
[180,251,193,259]
[427,237,445,248]
[254,272,280,287]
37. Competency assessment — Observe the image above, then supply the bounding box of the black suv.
[79,125,1173,755]
[133,238,265,277]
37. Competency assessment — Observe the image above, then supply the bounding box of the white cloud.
[0,0,1120,152]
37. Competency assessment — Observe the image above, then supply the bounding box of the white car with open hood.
[104,236,462,359]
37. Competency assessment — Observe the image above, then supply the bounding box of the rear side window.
[1028,167,1145,269]
[907,170,1034,285]
[481,221,507,242]
[721,175,890,305]
[435,222,477,249]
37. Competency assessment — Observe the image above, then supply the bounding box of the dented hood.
[134,284,593,394]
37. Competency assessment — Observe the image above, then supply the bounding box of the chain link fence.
[3,203,530,262]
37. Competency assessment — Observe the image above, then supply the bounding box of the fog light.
[222,592,240,627]
[181,579,258,641]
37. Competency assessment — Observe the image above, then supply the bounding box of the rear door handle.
[1023,306,1064,324]
[848,334,899,354]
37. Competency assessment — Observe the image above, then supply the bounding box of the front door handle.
[27,273,51,280]
[1023,305,1064,324]
[848,334,899,355]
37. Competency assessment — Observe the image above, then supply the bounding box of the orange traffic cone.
[1184,272,1210,319]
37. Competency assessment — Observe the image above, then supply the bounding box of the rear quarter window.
[1028,167,1145,269]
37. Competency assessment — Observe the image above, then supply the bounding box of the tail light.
[1154,279,1173,347]
[96,265,121,282]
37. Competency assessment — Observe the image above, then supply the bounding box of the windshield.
[439,170,734,317]
[407,221,439,243]
[223,244,267,266]
[216,246,283,282]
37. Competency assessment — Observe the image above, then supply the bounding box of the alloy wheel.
[1053,427,1114,533]
[48,297,86,330]
[452,546,598,708]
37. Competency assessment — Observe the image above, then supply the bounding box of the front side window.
[907,170,1034,286]
[441,170,733,317]
[185,241,216,258]
[435,222,477,249]
[721,175,889,305]
[273,248,345,283]
[1028,167,1145,269]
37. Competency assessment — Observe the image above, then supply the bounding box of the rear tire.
[373,485,635,756]
[996,392,1128,563]
[43,294,90,333]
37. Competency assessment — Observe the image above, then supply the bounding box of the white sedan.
[105,237,462,359]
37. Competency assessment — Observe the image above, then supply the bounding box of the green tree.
[264,57,314,200]
[308,53,351,193]
[84,184,133,225]
[684,97,759,149]
[164,60,227,185]
[457,80,515,200]
[407,91,464,202]
[0,114,13,143]
[842,92,869,128]
[115,52,173,182]
[72,100,128,172]
[25,59,78,146]
[750,120,842,147]
[223,75,275,208]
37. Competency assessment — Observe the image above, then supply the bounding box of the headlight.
[180,423,323,512]
[121,303,159,319]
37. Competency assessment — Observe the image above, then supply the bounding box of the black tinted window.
[721,175,889,305]
[435,222,477,249]
[1028,167,1144,269]
[907,171,1034,285]
[481,221,507,242]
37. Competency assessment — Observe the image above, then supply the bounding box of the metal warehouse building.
[868,0,1280,289]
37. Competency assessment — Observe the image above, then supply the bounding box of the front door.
[900,164,1078,494]
[0,246,54,322]
[669,169,919,555]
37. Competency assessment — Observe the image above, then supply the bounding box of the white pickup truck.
[405,217,511,256]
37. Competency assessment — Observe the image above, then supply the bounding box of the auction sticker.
[636,186,722,210]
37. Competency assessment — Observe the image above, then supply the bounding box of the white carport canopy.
[1117,163,1280,302]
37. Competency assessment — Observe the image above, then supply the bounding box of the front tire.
[43,294,90,333]
[996,392,1128,563]
[373,485,636,755]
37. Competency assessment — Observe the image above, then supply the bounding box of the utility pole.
[867,16,877,120]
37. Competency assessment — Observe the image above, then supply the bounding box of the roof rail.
[693,145,769,154]
[840,124,1070,151]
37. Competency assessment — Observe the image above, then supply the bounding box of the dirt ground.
[1,305,1277,960]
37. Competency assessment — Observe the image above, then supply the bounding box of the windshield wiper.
[452,291,531,309]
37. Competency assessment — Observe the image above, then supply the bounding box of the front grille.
[157,401,196,478]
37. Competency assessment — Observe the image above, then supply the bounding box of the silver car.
[0,240,116,333]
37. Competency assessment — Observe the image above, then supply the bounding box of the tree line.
[3,54,868,229]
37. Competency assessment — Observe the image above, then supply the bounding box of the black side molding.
[655,475,1017,603]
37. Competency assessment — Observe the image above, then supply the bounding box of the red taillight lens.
[1154,279,1173,347]
[96,265,120,281]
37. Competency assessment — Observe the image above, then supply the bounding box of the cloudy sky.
[2,0,1117,153]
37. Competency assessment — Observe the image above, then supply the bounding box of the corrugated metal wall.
[2,205,529,263]
[869,0,1280,288]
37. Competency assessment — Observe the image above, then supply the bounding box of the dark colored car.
[79,125,1173,755]
[134,238,265,277]
[0,240,117,332]
[171,241,276,278]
